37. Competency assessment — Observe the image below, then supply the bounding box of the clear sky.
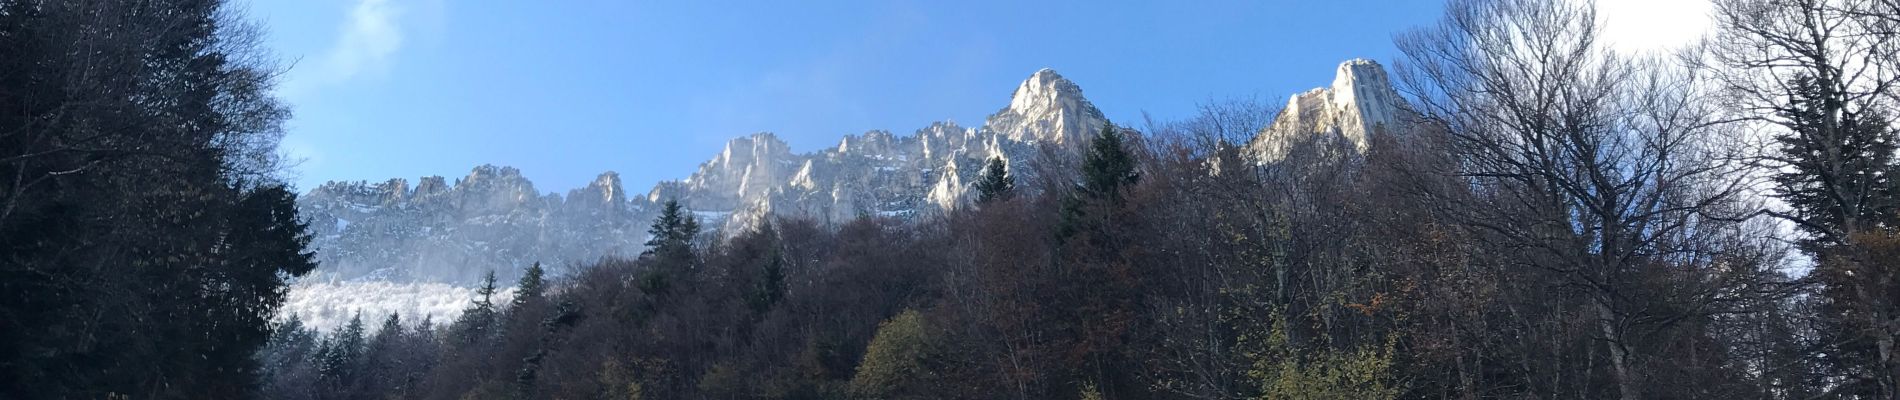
[243,0,1710,194]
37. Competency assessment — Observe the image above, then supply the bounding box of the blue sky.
[244,0,1707,194]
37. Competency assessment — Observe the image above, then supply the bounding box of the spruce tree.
[641,200,700,294]
[645,200,683,249]
[974,156,1016,204]
[1061,125,1140,237]
[1772,75,1900,249]
[453,271,501,345]
[320,313,367,388]
[645,199,700,261]
[1081,125,1139,201]
[746,222,787,316]
[1770,75,1900,396]
[513,262,546,307]
[473,271,499,312]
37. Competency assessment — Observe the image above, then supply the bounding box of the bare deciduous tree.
[1398,0,1782,398]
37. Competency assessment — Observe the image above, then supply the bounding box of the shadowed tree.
[0,0,315,397]
[975,156,1017,204]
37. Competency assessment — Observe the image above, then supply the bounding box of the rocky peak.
[676,132,800,211]
[715,133,792,168]
[567,171,625,208]
[1247,59,1403,162]
[1007,69,1080,114]
[414,176,449,198]
[463,164,522,181]
[838,130,898,155]
[986,68,1107,146]
[306,179,406,207]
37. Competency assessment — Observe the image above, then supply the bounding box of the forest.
[5,0,1900,398]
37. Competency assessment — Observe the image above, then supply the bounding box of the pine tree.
[974,156,1016,204]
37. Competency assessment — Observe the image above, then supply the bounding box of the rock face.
[987,68,1108,147]
[1246,59,1402,162]
[634,69,1107,235]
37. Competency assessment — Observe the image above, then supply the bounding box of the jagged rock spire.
[1246,59,1403,162]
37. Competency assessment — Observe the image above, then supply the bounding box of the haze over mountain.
[287,59,1403,328]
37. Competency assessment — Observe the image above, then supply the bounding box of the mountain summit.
[1247,59,1403,161]
[987,68,1109,147]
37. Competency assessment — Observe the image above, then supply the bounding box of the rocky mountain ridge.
[296,60,1404,284]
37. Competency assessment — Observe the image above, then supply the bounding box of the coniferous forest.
[7,0,1900,399]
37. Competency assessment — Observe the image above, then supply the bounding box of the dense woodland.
[5,0,1900,398]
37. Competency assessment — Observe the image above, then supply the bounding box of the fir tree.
[974,156,1016,204]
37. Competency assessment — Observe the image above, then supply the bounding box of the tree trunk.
[1597,301,1640,400]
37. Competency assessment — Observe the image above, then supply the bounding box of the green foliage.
[974,156,1016,204]
[849,309,935,399]
[598,360,648,400]
[1079,381,1105,400]
[1245,317,1401,400]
